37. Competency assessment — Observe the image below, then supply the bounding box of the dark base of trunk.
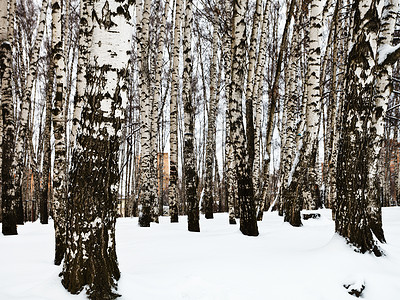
[284,201,302,227]
[205,212,213,219]
[188,222,200,232]
[170,215,178,223]
[54,235,65,265]
[139,217,151,227]
[256,210,263,221]
[239,221,259,236]
[16,197,24,225]
[229,218,237,225]
[40,195,49,225]
[2,213,18,235]
[139,205,151,227]
[187,208,200,232]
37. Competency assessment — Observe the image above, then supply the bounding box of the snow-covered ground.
[1,208,400,299]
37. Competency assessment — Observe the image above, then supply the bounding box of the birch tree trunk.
[0,0,7,83]
[182,0,199,232]
[245,0,262,171]
[222,0,237,225]
[169,0,182,222]
[1,0,17,235]
[70,0,94,146]
[61,0,131,297]
[254,1,270,220]
[230,0,258,236]
[0,0,6,223]
[335,0,400,256]
[40,61,53,225]
[52,0,68,265]
[302,0,323,210]
[203,14,219,220]
[137,0,153,227]
[280,1,301,219]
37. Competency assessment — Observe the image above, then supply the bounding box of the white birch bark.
[138,0,153,227]
[0,0,7,223]
[222,0,237,225]
[169,0,183,222]
[302,0,323,210]
[245,0,262,171]
[70,0,94,147]
[369,0,400,240]
[230,0,258,236]
[1,0,17,235]
[203,14,219,220]
[182,0,199,232]
[253,1,270,220]
[62,0,131,296]
[336,0,400,256]
[0,0,7,82]
[51,0,68,265]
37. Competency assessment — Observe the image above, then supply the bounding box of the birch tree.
[222,0,237,225]
[1,0,17,235]
[138,0,153,227]
[203,12,219,220]
[61,0,131,297]
[230,0,258,236]
[182,0,199,232]
[301,0,323,210]
[51,0,68,265]
[335,0,400,256]
[169,0,182,222]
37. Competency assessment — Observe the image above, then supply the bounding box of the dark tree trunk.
[334,0,399,256]
[230,0,259,237]
[61,0,131,297]
[1,22,17,235]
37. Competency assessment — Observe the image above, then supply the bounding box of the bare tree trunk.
[301,0,323,210]
[222,0,237,225]
[245,0,262,171]
[169,0,183,223]
[230,0,258,236]
[203,13,219,220]
[1,0,17,235]
[61,0,132,297]
[137,0,153,227]
[40,57,53,225]
[182,0,199,232]
[336,0,400,256]
[52,0,68,265]
[254,1,270,221]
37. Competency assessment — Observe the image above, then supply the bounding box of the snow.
[1,208,400,299]
[378,43,400,65]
